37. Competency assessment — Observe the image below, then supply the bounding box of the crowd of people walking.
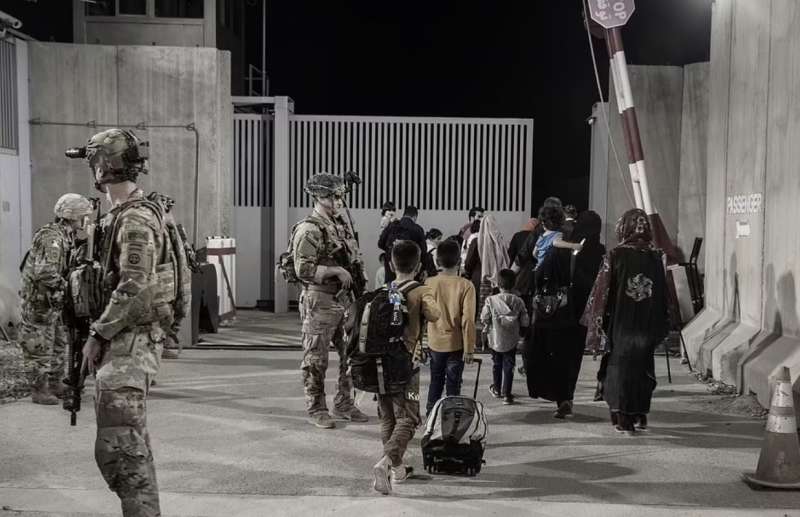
[373,198,670,429]
[280,172,673,497]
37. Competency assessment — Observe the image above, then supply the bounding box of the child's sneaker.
[503,394,515,405]
[391,464,414,483]
[488,384,501,398]
[372,456,392,495]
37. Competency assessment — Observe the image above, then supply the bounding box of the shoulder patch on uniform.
[126,230,149,242]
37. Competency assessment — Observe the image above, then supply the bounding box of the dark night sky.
[257,0,712,212]
[6,0,712,213]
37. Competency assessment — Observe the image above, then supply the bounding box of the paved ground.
[1,314,799,516]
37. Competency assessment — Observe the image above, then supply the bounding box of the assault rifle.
[340,172,368,299]
[63,197,101,425]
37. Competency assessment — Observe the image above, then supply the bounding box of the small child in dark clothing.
[372,240,441,495]
[480,269,529,404]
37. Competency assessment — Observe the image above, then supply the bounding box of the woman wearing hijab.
[553,211,606,417]
[581,208,670,435]
[523,211,600,418]
[465,215,509,327]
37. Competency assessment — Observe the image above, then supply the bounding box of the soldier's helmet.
[304,173,347,199]
[53,193,93,221]
[66,128,148,190]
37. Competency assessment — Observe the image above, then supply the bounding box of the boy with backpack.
[370,241,441,495]
[424,239,477,415]
[480,269,529,404]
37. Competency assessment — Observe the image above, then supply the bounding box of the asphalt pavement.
[1,320,799,516]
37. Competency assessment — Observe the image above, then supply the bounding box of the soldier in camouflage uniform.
[19,193,94,405]
[68,128,188,517]
[292,173,369,429]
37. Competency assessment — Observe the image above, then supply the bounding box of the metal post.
[273,96,292,313]
[262,0,267,96]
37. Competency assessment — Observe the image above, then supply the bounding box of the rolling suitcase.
[421,358,487,476]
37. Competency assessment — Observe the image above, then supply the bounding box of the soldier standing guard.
[19,193,94,404]
[67,128,188,516]
[288,173,369,429]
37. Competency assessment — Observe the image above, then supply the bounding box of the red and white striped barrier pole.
[605,27,679,263]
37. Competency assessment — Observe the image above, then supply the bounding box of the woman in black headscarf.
[524,210,605,418]
[581,209,670,435]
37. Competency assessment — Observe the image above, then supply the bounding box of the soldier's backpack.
[276,215,330,285]
[346,280,421,394]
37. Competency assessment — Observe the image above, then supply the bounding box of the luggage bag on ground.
[421,358,487,476]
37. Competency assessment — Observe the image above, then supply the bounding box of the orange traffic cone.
[743,366,800,489]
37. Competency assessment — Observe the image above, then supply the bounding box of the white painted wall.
[0,39,31,296]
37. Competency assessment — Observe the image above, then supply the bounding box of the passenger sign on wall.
[588,0,636,29]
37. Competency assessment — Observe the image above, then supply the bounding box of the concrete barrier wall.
[677,63,709,271]
[684,0,800,409]
[588,102,609,244]
[740,0,800,409]
[593,66,687,249]
[27,43,232,247]
[682,0,734,371]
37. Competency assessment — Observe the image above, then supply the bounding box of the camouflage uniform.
[293,208,359,417]
[67,128,186,517]
[92,188,171,517]
[18,223,72,394]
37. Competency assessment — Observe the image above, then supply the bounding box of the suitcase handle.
[471,357,482,399]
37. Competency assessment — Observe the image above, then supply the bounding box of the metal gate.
[233,109,534,309]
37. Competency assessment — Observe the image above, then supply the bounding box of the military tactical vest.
[96,196,190,326]
[278,213,357,285]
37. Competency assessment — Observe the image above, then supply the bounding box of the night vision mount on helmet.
[65,128,149,191]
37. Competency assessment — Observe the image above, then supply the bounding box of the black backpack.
[346,280,421,394]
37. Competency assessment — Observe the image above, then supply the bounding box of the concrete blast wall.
[683,0,800,410]
[27,43,233,246]
[590,64,708,263]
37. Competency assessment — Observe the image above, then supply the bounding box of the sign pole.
[587,0,678,262]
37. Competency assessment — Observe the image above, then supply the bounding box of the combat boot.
[48,376,67,400]
[31,380,59,405]
[161,348,180,359]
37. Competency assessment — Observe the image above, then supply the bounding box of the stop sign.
[588,0,635,29]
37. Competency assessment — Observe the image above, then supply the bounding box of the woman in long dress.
[465,215,509,347]
[523,210,604,418]
[581,209,670,435]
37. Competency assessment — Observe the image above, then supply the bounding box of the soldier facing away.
[289,173,369,429]
[67,128,188,516]
[18,193,94,404]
